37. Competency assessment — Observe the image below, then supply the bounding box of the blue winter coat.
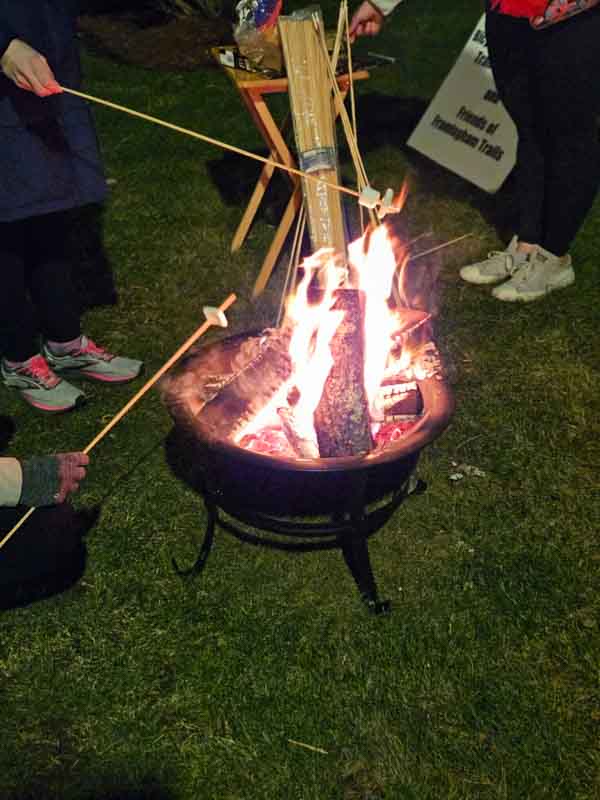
[0,1,107,222]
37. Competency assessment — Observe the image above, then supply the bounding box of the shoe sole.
[23,393,87,414]
[460,275,510,286]
[54,367,143,384]
[80,369,141,383]
[460,271,508,285]
[2,377,85,414]
[493,271,575,302]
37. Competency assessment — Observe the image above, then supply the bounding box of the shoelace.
[507,257,523,276]
[487,251,520,275]
[508,252,536,277]
[21,355,60,388]
[78,337,114,362]
[511,253,543,283]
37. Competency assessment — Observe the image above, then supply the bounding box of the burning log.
[378,380,421,419]
[196,327,293,441]
[313,288,373,457]
[277,407,320,459]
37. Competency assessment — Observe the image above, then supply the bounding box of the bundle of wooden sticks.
[278,7,348,261]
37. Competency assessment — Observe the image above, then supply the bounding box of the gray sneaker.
[43,336,143,383]
[1,354,85,413]
[492,247,575,302]
[460,235,528,285]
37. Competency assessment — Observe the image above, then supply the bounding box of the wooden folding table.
[212,47,368,296]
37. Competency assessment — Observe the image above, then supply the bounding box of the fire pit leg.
[172,495,217,579]
[342,532,391,615]
[341,474,391,616]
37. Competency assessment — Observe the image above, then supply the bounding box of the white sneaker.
[460,235,528,285]
[492,247,575,302]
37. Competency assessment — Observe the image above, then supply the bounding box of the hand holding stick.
[0,293,237,553]
[0,39,61,96]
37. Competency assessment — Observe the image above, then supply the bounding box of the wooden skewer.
[277,203,307,327]
[0,508,36,548]
[0,293,237,554]
[409,233,473,262]
[312,19,378,229]
[60,86,360,202]
[343,0,359,148]
[287,739,329,755]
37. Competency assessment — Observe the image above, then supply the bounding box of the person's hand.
[532,0,576,26]
[19,452,89,507]
[349,1,385,42]
[54,453,89,503]
[0,38,62,96]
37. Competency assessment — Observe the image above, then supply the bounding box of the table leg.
[232,90,296,252]
[231,161,277,253]
[252,184,303,298]
[231,117,293,253]
[246,94,297,177]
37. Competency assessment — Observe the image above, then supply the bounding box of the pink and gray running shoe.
[43,336,143,384]
[1,354,85,413]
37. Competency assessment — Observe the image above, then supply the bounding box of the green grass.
[1,2,599,798]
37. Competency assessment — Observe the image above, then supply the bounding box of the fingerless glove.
[19,456,61,507]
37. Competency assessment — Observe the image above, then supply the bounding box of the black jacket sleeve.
[0,24,18,60]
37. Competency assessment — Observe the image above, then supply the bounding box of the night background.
[1,1,598,798]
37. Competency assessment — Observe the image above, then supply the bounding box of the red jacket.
[490,1,548,15]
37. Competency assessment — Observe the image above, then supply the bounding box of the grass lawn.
[1,1,598,798]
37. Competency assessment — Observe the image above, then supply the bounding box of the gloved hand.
[0,38,62,97]
[20,453,89,507]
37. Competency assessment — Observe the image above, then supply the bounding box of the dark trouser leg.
[486,13,546,245]
[486,10,600,256]
[0,220,41,362]
[25,211,81,344]
[536,10,600,256]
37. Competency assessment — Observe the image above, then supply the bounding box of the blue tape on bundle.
[298,147,337,173]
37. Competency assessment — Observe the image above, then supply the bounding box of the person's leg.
[0,220,42,363]
[25,211,82,344]
[26,210,143,384]
[535,10,600,256]
[1,216,85,411]
[460,13,543,287]
[492,10,600,302]
[485,12,546,249]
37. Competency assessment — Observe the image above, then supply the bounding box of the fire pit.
[163,225,454,613]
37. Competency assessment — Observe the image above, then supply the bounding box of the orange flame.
[348,224,404,419]
[286,250,345,429]
[236,186,431,448]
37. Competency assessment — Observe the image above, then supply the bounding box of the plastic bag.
[234,0,284,73]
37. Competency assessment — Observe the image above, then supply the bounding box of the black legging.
[0,211,81,362]
[486,8,600,256]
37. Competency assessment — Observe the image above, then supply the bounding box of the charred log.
[195,327,293,441]
[313,289,373,458]
[378,379,421,419]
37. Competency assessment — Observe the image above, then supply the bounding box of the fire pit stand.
[164,331,454,616]
[170,434,426,614]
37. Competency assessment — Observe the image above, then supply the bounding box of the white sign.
[407,15,517,193]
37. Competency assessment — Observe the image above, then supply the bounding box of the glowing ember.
[373,418,420,450]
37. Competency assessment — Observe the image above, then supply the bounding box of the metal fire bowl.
[164,332,455,517]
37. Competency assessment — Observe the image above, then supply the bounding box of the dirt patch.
[78,13,235,71]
